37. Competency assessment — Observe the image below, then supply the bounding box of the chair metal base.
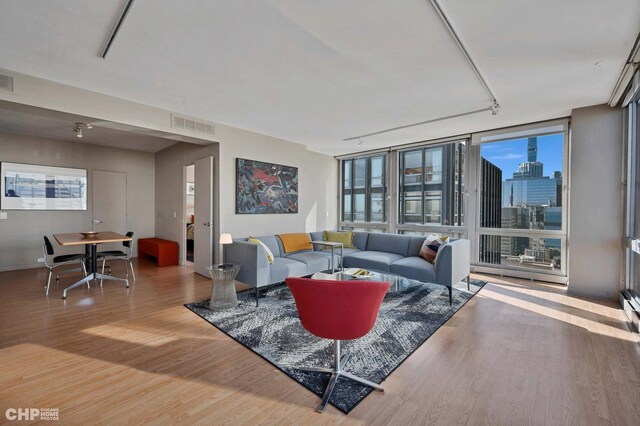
[295,340,383,413]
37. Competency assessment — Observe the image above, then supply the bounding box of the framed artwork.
[186,182,195,195]
[236,158,298,214]
[1,162,87,210]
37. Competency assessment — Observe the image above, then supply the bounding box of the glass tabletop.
[310,268,411,293]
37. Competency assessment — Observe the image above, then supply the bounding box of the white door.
[92,170,127,251]
[194,156,214,277]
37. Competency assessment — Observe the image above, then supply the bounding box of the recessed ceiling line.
[100,0,136,59]
[343,105,495,142]
[429,0,499,106]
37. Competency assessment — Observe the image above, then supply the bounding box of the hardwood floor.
[1,259,639,425]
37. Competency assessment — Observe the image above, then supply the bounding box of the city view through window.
[480,134,564,272]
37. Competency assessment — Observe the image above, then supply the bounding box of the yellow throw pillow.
[277,233,313,253]
[248,237,274,264]
[323,230,355,249]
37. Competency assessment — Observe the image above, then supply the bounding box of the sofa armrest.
[225,241,270,288]
[434,239,470,288]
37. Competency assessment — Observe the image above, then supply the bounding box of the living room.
[1,1,639,424]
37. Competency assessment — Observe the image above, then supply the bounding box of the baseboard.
[0,263,42,272]
[566,286,619,301]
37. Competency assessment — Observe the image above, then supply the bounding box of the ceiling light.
[357,137,364,147]
[74,122,93,138]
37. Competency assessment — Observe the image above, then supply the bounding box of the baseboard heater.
[619,291,640,334]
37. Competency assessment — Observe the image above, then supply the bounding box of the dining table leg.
[62,243,129,299]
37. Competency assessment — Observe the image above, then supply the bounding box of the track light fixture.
[74,122,93,138]
[357,137,364,147]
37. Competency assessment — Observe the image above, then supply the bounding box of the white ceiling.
[0,101,180,152]
[0,0,638,155]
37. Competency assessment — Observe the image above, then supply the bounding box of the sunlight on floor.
[478,286,639,343]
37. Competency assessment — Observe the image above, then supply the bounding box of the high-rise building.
[501,207,529,256]
[527,137,538,162]
[479,158,502,264]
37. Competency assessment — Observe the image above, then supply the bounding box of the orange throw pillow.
[278,233,313,253]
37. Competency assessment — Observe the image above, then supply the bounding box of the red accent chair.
[285,277,391,412]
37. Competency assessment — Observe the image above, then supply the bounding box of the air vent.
[171,114,215,136]
[0,73,14,93]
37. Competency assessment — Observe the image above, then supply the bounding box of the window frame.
[470,119,570,281]
[339,153,388,228]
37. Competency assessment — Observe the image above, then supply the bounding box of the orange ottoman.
[138,238,179,267]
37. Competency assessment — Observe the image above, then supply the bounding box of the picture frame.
[1,162,88,210]
[236,158,298,214]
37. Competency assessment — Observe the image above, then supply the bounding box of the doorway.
[185,164,195,263]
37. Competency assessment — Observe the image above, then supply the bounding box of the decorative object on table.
[186,182,195,195]
[185,277,486,413]
[419,234,450,264]
[343,268,373,277]
[1,162,87,210]
[81,231,99,237]
[42,236,88,296]
[248,237,274,264]
[322,230,355,248]
[286,277,390,413]
[207,264,241,310]
[235,158,298,214]
[219,233,234,268]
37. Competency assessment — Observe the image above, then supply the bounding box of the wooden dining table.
[53,232,133,299]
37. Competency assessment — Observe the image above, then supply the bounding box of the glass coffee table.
[311,268,411,293]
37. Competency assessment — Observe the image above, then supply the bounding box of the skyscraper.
[527,137,538,162]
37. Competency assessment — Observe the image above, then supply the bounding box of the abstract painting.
[236,158,298,214]
[1,162,87,210]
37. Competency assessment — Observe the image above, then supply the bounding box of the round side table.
[207,264,241,310]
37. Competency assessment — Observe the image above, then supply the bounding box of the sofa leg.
[255,287,259,307]
[449,287,453,306]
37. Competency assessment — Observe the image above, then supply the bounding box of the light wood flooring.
[1,259,639,425]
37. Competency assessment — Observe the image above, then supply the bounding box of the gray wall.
[155,126,338,265]
[0,131,156,271]
[568,104,624,299]
[154,142,219,264]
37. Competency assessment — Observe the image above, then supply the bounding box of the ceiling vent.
[0,73,14,93]
[171,114,215,136]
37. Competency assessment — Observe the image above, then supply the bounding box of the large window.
[341,155,387,223]
[398,140,465,226]
[474,121,568,278]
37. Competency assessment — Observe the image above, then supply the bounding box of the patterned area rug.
[185,278,485,414]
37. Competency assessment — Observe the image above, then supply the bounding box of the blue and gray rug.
[185,278,485,413]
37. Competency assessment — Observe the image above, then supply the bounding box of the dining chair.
[98,231,135,285]
[285,277,390,413]
[42,236,88,296]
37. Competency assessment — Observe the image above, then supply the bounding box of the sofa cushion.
[278,233,313,253]
[408,236,426,257]
[343,250,403,272]
[352,232,369,251]
[252,236,282,258]
[340,248,360,257]
[390,256,436,283]
[366,233,412,257]
[323,230,355,248]
[285,251,339,274]
[270,257,307,284]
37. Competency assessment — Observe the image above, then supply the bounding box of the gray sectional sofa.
[226,231,470,305]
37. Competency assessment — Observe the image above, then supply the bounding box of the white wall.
[0,131,156,271]
[568,104,624,299]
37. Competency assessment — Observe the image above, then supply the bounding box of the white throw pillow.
[248,237,274,264]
